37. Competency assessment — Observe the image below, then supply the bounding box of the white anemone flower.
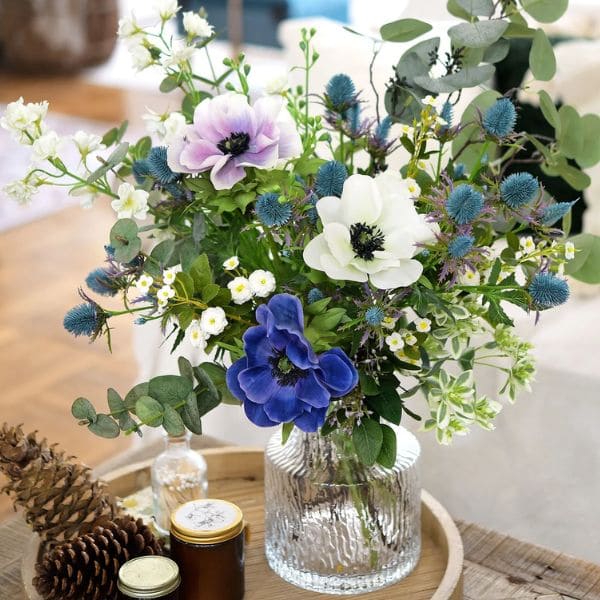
[303,173,437,290]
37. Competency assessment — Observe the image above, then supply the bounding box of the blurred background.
[1,0,600,564]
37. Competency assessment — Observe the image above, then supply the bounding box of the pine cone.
[34,515,163,600]
[0,423,121,546]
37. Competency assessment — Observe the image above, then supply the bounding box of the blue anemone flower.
[255,193,292,227]
[325,74,356,111]
[483,98,517,137]
[374,116,392,144]
[85,268,117,297]
[315,161,347,198]
[147,146,179,185]
[448,235,475,259]
[529,272,569,309]
[541,200,577,226]
[307,288,324,304]
[446,184,484,224]
[365,306,385,326]
[63,302,100,337]
[226,294,358,432]
[500,172,539,208]
[440,101,453,128]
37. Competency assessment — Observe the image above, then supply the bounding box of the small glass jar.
[118,555,181,600]
[152,432,208,536]
[170,499,245,600]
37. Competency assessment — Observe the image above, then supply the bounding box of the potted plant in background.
[3,0,600,594]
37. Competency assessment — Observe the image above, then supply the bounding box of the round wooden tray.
[23,447,463,599]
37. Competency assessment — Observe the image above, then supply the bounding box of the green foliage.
[455,0,494,16]
[352,418,383,467]
[521,0,569,23]
[529,29,556,81]
[380,19,432,43]
[565,234,600,284]
[109,219,141,263]
[448,20,508,48]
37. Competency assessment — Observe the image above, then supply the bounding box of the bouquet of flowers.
[4,0,600,466]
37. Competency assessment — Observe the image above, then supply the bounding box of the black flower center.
[350,222,385,261]
[217,132,250,157]
[270,353,308,387]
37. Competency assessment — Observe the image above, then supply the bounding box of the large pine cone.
[34,515,163,600]
[0,423,121,546]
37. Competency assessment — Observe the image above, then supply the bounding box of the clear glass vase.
[151,432,208,536]
[264,426,421,595]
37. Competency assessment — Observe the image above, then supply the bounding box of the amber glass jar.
[170,499,245,600]
[118,556,181,600]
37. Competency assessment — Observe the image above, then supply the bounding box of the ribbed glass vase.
[264,426,421,595]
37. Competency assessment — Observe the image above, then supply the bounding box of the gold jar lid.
[118,556,180,599]
[170,498,244,545]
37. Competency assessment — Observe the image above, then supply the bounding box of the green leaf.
[182,392,202,434]
[109,219,141,264]
[163,405,185,436]
[136,396,164,427]
[504,22,537,38]
[352,419,384,467]
[359,372,380,396]
[529,29,556,81]
[305,297,332,316]
[190,254,213,291]
[367,394,402,426]
[174,272,195,299]
[160,75,180,93]
[377,425,397,469]
[72,397,97,423]
[310,308,347,332]
[124,382,150,411]
[448,20,508,48]
[521,0,568,23]
[488,258,502,285]
[282,422,294,445]
[414,64,495,93]
[380,18,432,42]
[133,136,152,160]
[150,240,175,268]
[565,234,600,284]
[202,283,220,303]
[197,362,239,405]
[482,38,510,63]
[107,388,126,416]
[578,114,600,169]
[447,0,473,20]
[148,375,193,407]
[178,357,194,382]
[555,161,591,191]
[487,298,514,327]
[88,414,120,438]
[456,0,494,16]
[538,90,560,134]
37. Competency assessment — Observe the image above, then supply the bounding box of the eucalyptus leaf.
[578,114,600,169]
[109,219,141,264]
[448,20,508,48]
[377,425,398,469]
[446,0,472,20]
[178,356,194,382]
[482,38,510,63]
[88,414,120,438]
[352,418,384,467]
[556,162,591,191]
[538,90,560,133]
[380,18,432,42]
[504,22,536,38]
[456,0,494,16]
[150,239,175,267]
[148,375,193,408]
[162,405,185,436]
[558,105,583,160]
[124,382,150,411]
[160,75,180,93]
[72,397,97,423]
[136,396,164,427]
[196,362,239,405]
[182,392,202,434]
[414,64,495,93]
[521,0,568,23]
[529,29,556,81]
[565,234,600,284]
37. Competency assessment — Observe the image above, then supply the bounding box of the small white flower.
[153,0,179,21]
[72,131,105,157]
[520,236,536,255]
[69,184,98,209]
[382,316,398,330]
[228,277,253,304]
[403,332,418,346]
[565,241,575,261]
[385,332,405,352]
[402,177,421,198]
[200,307,227,336]
[118,14,143,39]
[417,159,427,170]
[111,182,149,220]
[0,97,48,143]
[395,349,420,366]
[400,124,413,136]
[135,274,154,293]
[163,265,182,285]
[130,43,154,72]
[458,268,481,286]
[157,285,176,302]
[163,112,187,143]
[31,131,61,162]
[414,318,431,333]
[223,256,239,271]
[3,179,37,204]
[249,270,276,298]
[157,298,168,308]
[265,73,289,95]
[182,12,214,37]
[557,263,565,277]
[423,95,437,107]
[187,320,208,349]
[161,41,195,69]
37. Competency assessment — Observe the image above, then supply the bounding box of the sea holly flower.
[147,146,179,185]
[228,277,253,304]
[315,161,347,198]
[307,288,324,304]
[364,306,385,326]
[303,172,437,289]
[541,201,577,226]
[85,268,117,297]
[446,185,484,225]
[483,98,516,138]
[248,270,276,297]
[529,272,569,308]
[111,183,149,220]
[167,93,302,190]
[448,235,475,259]
[324,74,357,114]
[226,294,358,432]
[200,307,227,335]
[255,193,292,226]
[500,172,539,208]
[223,256,239,271]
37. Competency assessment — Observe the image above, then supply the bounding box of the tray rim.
[23,446,463,600]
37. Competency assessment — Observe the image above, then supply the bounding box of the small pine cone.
[0,423,51,479]
[34,515,163,600]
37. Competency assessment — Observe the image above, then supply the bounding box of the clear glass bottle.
[264,426,421,595]
[151,432,208,536]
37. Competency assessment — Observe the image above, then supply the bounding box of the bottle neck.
[163,431,192,450]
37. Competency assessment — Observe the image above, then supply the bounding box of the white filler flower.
[31,131,61,162]
[303,173,436,289]
[188,320,208,349]
[3,180,37,205]
[111,183,149,220]
[228,277,253,304]
[183,12,214,38]
[200,307,227,336]
[385,332,404,352]
[163,265,182,285]
[249,270,276,297]
[72,131,105,157]
[153,0,179,21]
[223,256,239,271]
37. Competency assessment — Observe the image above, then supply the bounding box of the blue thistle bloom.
[134,317,148,325]
[147,146,179,185]
[448,234,475,258]
[255,193,292,227]
[446,184,484,225]
[104,245,115,258]
[63,302,100,337]
[374,116,392,144]
[483,98,517,137]
[85,268,117,297]
[132,159,151,185]
[307,193,319,223]
[347,103,361,135]
[440,101,453,128]
[365,306,385,326]
[453,163,466,179]
[325,74,356,111]
[315,161,347,198]
[541,200,577,226]
[307,288,324,304]
[529,272,569,308]
[500,172,539,208]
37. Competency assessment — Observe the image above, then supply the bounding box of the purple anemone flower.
[167,94,302,190]
[226,294,358,432]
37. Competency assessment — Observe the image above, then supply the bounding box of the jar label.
[174,500,240,532]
